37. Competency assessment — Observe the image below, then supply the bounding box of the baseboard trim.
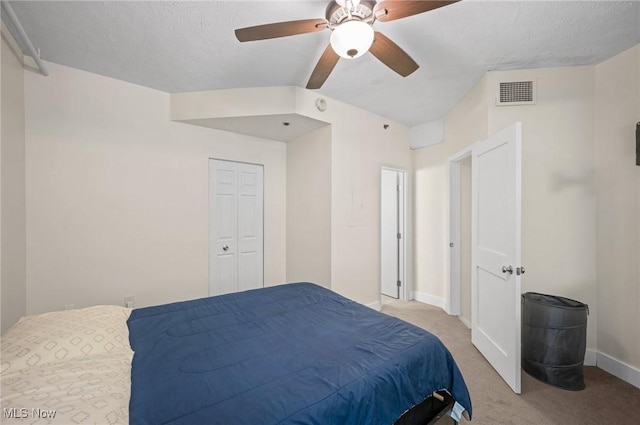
[596,351,640,389]
[412,292,445,310]
[458,316,471,329]
[584,349,597,367]
[397,294,640,389]
[366,301,382,312]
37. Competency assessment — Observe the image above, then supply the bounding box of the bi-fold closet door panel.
[209,159,264,296]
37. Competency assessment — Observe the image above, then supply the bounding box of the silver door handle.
[502,265,513,274]
[222,245,229,251]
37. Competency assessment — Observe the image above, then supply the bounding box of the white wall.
[171,87,413,306]
[1,29,27,332]
[416,51,640,385]
[417,67,599,350]
[459,156,472,326]
[487,66,598,351]
[294,90,413,306]
[24,61,287,315]
[413,76,488,304]
[1,30,3,330]
[594,44,640,372]
[286,125,331,287]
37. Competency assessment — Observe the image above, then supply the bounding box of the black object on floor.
[395,391,456,425]
[522,292,589,391]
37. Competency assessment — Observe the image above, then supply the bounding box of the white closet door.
[237,163,264,292]
[209,159,263,296]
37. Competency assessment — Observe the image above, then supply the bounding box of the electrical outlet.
[124,296,135,308]
[63,304,75,310]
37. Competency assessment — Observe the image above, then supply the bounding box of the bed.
[128,283,471,424]
[1,283,471,424]
[1,305,133,424]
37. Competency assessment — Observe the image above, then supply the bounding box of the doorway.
[448,123,523,394]
[380,167,407,301]
[448,155,473,327]
[209,159,264,296]
[448,147,473,317]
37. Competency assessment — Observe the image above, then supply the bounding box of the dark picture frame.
[636,122,640,166]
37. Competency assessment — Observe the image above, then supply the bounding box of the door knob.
[222,245,229,251]
[502,265,513,274]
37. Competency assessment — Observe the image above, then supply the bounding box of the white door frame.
[447,145,474,315]
[380,166,409,303]
[447,124,523,394]
[208,157,265,296]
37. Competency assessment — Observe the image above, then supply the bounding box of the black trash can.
[522,292,589,391]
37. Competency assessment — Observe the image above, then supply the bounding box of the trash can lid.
[523,292,588,310]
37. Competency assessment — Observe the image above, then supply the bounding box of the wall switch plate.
[124,296,135,308]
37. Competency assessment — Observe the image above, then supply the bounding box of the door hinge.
[397,280,401,287]
[397,185,403,192]
[397,233,402,239]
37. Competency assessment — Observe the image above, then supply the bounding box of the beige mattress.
[1,305,132,424]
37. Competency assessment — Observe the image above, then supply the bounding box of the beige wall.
[291,90,414,305]
[1,30,27,332]
[1,30,3,330]
[286,125,331,288]
[594,44,640,370]
[459,156,472,326]
[416,67,599,349]
[413,76,488,304]
[172,87,413,307]
[413,49,640,380]
[24,61,287,315]
[487,66,598,351]
[330,108,412,305]
[296,90,413,305]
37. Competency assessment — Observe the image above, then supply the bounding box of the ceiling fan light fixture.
[330,20,374,59]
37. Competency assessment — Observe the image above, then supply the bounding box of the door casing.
[380,166,408,302]
[447,146,474,315]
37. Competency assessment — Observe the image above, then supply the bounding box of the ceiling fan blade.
[369,32,419,77]
[374,0,459,23]
[235,19,327,42]
[306,44,340,89]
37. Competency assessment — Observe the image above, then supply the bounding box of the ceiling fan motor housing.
[325,0,376,26]
[326,0,376,59]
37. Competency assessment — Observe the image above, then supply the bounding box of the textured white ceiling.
[6,1,640,126]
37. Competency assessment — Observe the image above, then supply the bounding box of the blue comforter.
[128,283,472,424]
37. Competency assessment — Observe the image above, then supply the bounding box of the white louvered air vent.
[496,80,536,106]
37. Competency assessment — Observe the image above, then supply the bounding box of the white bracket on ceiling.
[1,1,49,76]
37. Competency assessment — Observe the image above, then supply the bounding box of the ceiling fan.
[235,0,459,89]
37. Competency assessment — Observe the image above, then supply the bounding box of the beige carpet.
[381,299,640,425]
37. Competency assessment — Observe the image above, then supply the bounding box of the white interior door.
[209,159,263,296]
[381,168,404,299]
[471,122,522,393]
